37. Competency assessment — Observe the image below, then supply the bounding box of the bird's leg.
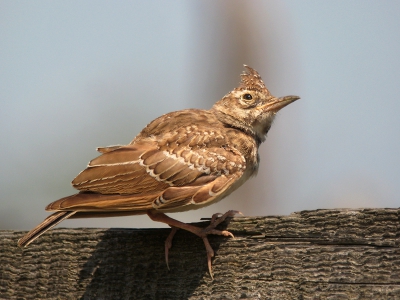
[147,210,240,278]
[164,226,178,270]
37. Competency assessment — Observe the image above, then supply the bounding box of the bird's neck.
[210,108,264,146]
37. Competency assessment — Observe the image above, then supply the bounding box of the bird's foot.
[162,210,241,278]
[197,210,241,278]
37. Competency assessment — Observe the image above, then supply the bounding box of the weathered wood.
[1,208,400,299]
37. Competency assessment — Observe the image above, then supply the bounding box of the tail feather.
[18,211,76,248]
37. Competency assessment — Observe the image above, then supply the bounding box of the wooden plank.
[1,208,399,299]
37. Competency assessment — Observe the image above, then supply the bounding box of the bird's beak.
[263,95,300,112]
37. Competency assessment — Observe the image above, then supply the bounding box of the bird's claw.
[163,210,241,278]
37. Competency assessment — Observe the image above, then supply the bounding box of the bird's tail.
[17,211,76,248]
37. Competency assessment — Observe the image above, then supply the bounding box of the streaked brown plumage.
[18,65,299,277]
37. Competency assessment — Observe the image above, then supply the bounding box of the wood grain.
[2,208,400,299]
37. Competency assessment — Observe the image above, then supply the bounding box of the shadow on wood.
[1,208,400,299]
[77,227,220,299]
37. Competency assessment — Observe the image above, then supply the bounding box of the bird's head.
[211,65,299,143]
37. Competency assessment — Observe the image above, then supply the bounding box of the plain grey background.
[2,1,400,230]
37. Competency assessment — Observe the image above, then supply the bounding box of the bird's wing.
[47,131,246,212]
[72,141,172,195]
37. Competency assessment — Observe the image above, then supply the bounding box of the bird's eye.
[243,93,252,100]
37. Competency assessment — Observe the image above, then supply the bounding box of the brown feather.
[17,211,76,247]
[96,145,123,153]
[46,192,155,211]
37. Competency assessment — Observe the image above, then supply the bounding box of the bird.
[18,65,299,278]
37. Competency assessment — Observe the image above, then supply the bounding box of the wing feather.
[58,129,247,213]
[46,192,155,212]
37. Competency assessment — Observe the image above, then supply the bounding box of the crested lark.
[18,65,299,277]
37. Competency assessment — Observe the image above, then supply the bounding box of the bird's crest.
[238,65,269,93]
